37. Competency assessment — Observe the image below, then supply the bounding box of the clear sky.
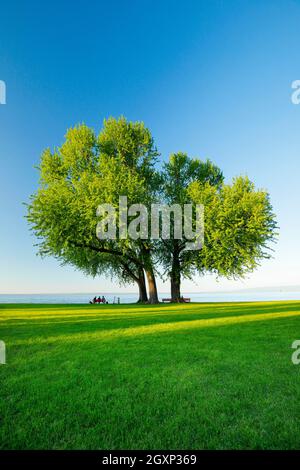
[1,0,300,294]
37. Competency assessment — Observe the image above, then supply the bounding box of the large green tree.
[159,153,277,301]
[27,117,277,304]
[27,117,160,303]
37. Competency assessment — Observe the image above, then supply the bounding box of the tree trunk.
[170,246,181,302]
[137,268,148,303]
[118,259,148,303]
[140,245,159,304]
[145,268,159,304]
[171,275,181,302]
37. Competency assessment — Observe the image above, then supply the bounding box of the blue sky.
[1,0,300,294]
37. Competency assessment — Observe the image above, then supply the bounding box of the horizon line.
[1,285,300,296]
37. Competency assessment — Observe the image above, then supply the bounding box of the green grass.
[1,301,300,449]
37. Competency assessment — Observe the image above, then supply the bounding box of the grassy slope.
[1,301,300,450]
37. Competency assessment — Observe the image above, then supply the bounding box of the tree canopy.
[27,117,277,303]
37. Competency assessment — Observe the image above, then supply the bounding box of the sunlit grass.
[1,301,300,449]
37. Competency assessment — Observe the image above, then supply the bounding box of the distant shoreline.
[1,291,300,304]
[1,285,300,296]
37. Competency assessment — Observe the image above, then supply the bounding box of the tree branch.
[71,241,144,269]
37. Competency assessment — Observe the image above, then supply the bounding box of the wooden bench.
[162,298,191,303]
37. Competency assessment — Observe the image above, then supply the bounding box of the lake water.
[0,291,300,304]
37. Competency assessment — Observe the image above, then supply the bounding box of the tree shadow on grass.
[3,301,300,345]
[2,301,300,326]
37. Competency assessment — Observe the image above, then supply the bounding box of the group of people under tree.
[90,295,108,304]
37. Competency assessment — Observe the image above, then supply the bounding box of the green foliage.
[188,176,277,278]
[163,152,224,205]
[158,153,224,287]
[27,117,277,294]
[159,153,277,290]
[27,118,160,287]
[98,116,159,173]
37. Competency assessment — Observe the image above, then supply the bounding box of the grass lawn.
[1,300,300,450]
